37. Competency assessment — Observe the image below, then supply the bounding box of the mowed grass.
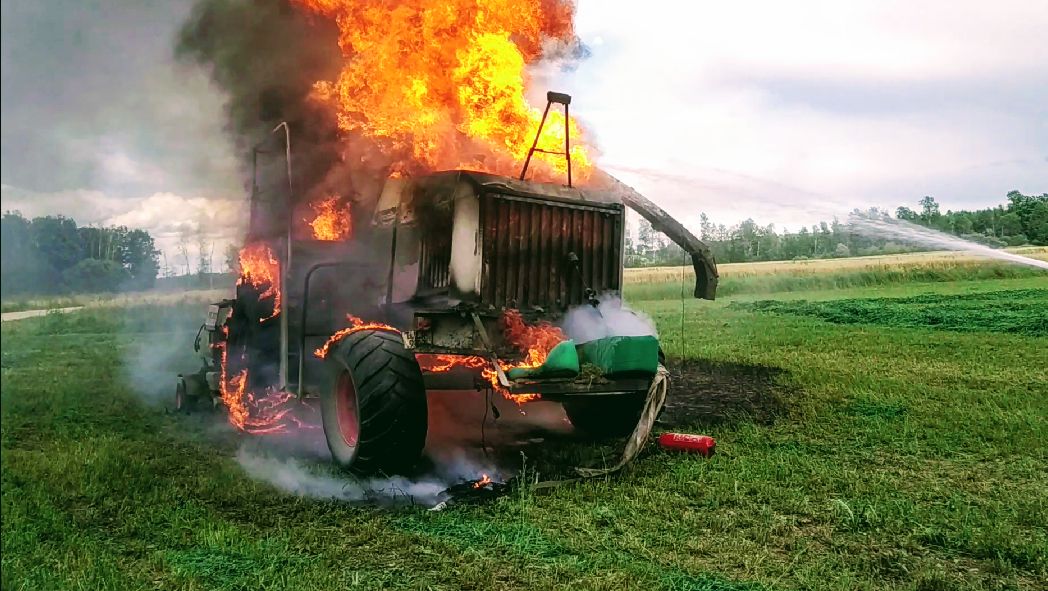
[2,259,1047,590]
[737,289,1048,336]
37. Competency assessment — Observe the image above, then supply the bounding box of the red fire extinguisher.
[658,433,716,457]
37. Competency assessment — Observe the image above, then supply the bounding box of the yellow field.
[624,246,1048,284]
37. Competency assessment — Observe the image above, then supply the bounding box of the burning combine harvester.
[178,92,718,474]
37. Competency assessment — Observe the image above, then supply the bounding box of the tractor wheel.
[320,329,428,475]
[563,392,647,438]
[175,373,209,413]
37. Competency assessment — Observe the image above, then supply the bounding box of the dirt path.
[0,307,83,322]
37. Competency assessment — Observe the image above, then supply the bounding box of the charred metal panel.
[479,192,623,311]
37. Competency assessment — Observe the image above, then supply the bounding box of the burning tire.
[563,392,646,438]
[320,329,428,475]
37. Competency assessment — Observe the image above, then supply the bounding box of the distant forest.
[1,212,160,298]
[626,191,1048,267]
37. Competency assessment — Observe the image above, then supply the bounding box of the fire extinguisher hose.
[574,364,670,478]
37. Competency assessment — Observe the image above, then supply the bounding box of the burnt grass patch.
[659,358,793,428]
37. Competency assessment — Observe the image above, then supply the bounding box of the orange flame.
[500,309,566,368]
[314,314,400,359]
[217,325,309,435]
[417,353,537,404]
[308,196,353,241]
[237,242,281,322]
[313,312,561,404]
[485,310,567,403]
[416,354,489,373]
[473,474,493,489]
[292,0,592,183]
[413,311,564,404]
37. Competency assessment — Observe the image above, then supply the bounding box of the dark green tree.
[918,196,940,225]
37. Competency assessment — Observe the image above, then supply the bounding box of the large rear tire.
[320,329,428,475]
[563,392,646,438]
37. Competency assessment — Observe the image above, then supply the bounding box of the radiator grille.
[418,228,451,292]
[480,193,623,310]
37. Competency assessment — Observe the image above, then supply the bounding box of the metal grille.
[418,229,451,292]
[480,193,623,310]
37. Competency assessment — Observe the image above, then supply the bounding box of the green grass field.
[2,257,1047,590]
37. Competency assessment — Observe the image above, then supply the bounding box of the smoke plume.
[176,0,392,240]
[561,295,657,344]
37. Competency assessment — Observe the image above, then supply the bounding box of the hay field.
[624,247,1048,301]
[625,246,1048,284]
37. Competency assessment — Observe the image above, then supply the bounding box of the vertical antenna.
[249,148,259,240]
[270,121,293,391]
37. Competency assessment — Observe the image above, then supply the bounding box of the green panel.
[579,335,659,378]
[506,340,580,380]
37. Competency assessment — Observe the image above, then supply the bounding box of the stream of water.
[846,216,1048,270]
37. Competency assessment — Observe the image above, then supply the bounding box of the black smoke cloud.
[176,0,389,240]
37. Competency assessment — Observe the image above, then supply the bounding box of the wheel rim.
[335,371,360,447]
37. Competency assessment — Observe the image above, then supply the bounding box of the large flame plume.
[293,0,592,182]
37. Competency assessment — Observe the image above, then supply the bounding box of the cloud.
[1,0,1045,241]
[555,0,1048,227]
[0,0,239,198]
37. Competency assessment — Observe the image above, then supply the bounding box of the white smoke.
[561,294,657,344]
[119,295,230,406]
[235,443,500,507]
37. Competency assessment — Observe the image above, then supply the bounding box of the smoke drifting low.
[236,444,499,507]
[229,387,554,507]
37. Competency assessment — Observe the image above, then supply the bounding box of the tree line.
[4,190,1044,296]
[626,191,1048,267]
[1,212,160,298]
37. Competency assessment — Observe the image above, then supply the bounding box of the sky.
[2,0,1046,270]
